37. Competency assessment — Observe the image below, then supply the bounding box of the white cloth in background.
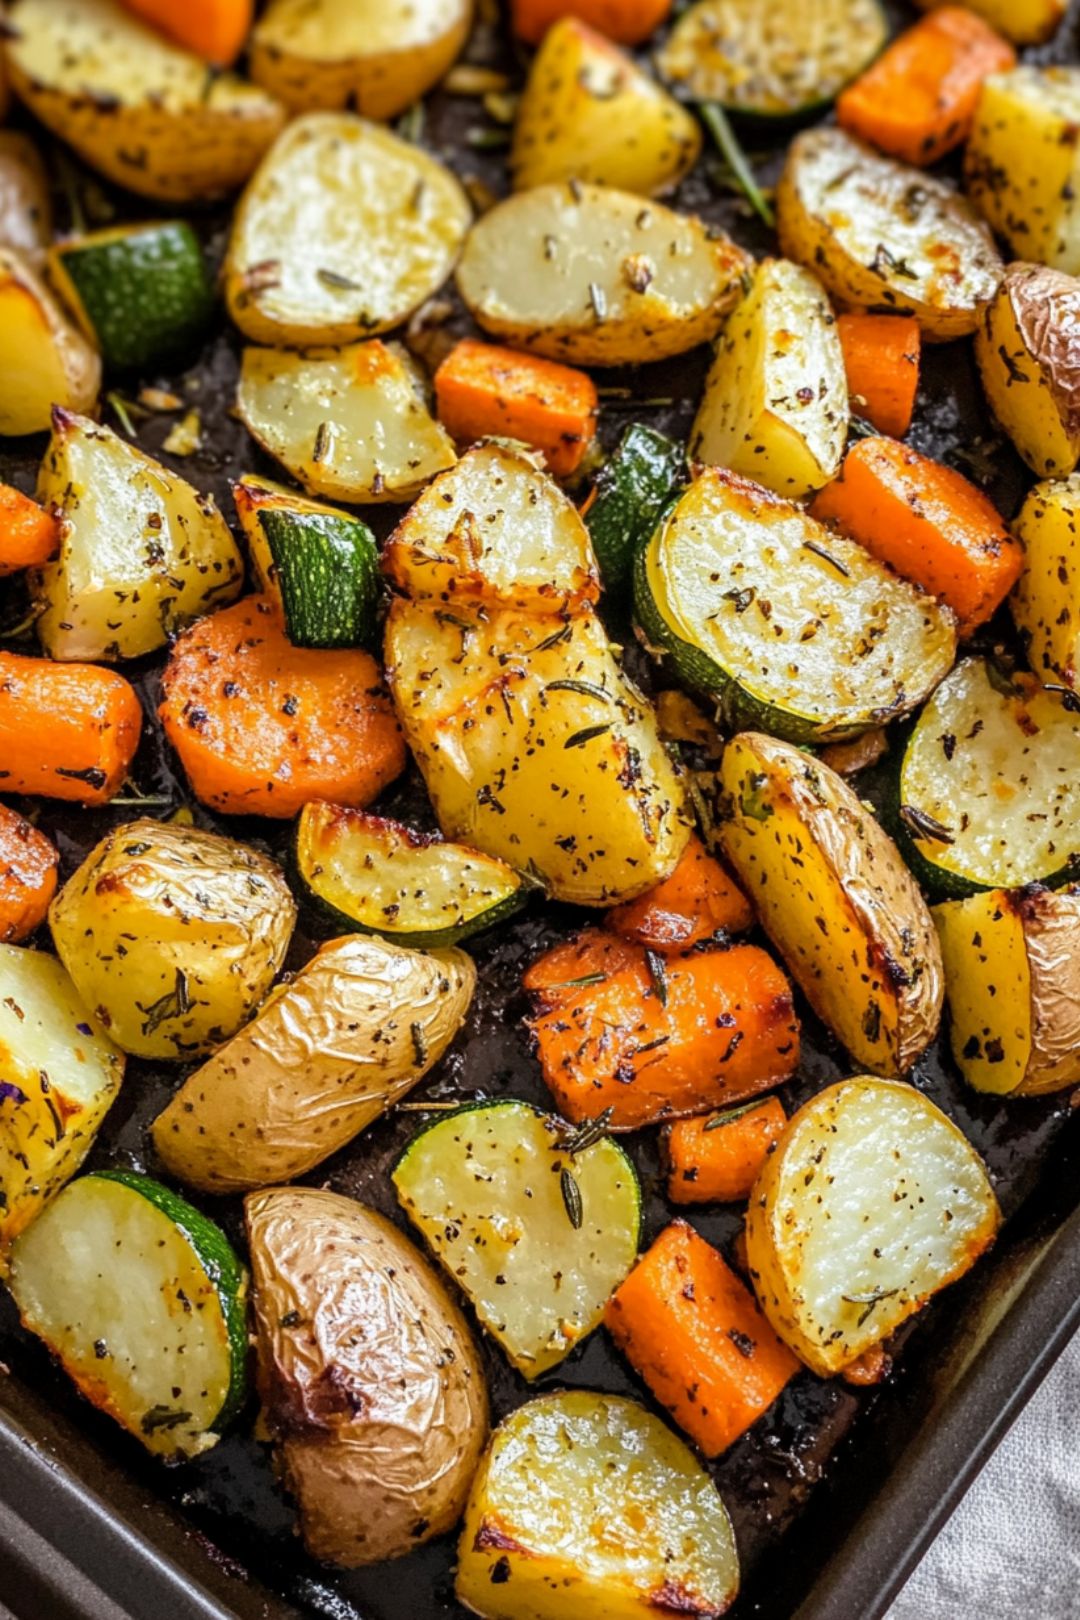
[887,1329,1080,1619]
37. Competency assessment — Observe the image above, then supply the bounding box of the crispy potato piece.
[966,66,1080,274]
[0,133,51,260]
[1011,473,1080,686]
[0,253,100,436]
[976,263,1080,477]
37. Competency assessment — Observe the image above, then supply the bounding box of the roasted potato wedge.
[976,263,1080,478]
[916,0,1064,44]
[152,935,475,1191]
[966,66,1080,276]
[246,1188,487,1567]
[510,18,700,197]
[935,885,1080,1096]
[778,126,1002,339]
[49,819,296,1060]
[381,442,599,611]
[225,113,471,346]
[32,409,243,661]
[250,0,471,119]
[0,253,100,436]
[1011,473,1080,686]
[236,341,456,504]
[456,1391,739,1620]
[456,181,749,366]
[0,944,123,1264]
[0,133,51,260]
[746,1078,1000,1376]
[719,732,944,1075]
[689,258,848,498]
[6,0,285,203]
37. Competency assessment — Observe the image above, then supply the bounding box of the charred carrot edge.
[159,595,405,819]
[0,651,142,807]
[836,6,1015,166]
[510,0,672,45]
[810,436,1022,636]
[836,314,921,441]
[525,929,799,1130]
[605,1220,800,1455]
[841,1343,891,1387]
[665,1096,787,1206]
[606,831,754,952]
[120,0,253,65]
[435,339,598,478]
[0,482,60,576]
[0,803,59,943]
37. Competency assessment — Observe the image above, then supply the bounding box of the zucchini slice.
[48,222,214,372]
[896,657,1080,895]
[658,0,888,120]
[634,467,957,743]
[8,1170,248,1458]
[393,1099,641,1378]
[585,423,685,592]
[295,803,526,945]
[262,503,378,649]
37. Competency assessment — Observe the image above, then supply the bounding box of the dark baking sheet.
[2,3,1080,1617]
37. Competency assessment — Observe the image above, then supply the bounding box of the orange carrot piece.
[511,0,671,45]
[0,651,142,806]
[666,1096,787,1205]
[159,595,405,818]
[606,832,753,952]
[0,804,59,943]
[810,437,1022,636]
[121,0,252,63]
[836,6,1015,166]
[841,1344,891,1387]
[605,1220,800,1455]
[435,339,598,478]
[0,484,59,577]
[837,314,921,440]
[525,930,799,1130]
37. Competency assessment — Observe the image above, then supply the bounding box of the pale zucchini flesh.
[393,1100,641,1377]
[1011,473,1080,687]
[456,1392,739,1620]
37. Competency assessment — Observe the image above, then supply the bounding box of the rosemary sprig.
[700,103,775,230]
[559,1107,615,1155]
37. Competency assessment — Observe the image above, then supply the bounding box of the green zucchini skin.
[50,222,215,372]
[261,508,380,649]
[586,424,685,591]
[93,1169,249,1430]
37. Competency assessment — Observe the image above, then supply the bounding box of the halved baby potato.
[0,133,52,260]
[719,731,944,1076]
[0,252,100,436]
[152,934,475,1192]
[250,0,471,119]
[456,182,749,366]
[976,263,1080,477]
[456,1391,740,1620]
[777,126,1002,339]
[32,409,243,661]
[1011,473,1080,687]
[225,113,471,346]
[236,340,456,504]
[510,18,701,197]
[746,1077,1000,1376]
[381,441,600,610]
[935,884,1080,1096]
[6,0,284,203]
[690,258,848,499]
[966,66,1080,274]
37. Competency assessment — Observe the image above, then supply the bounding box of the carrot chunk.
[666,1096,787,1205]
[0,804,59,943]
[435,339,598,478]
[0,650,142,806]
[160,597,405,818]
[525,930,799,1130]
[810,437,1022,636]
[836,6,1015,166]
[0,483,60,576]
[605,1220,800,1455]
[606,832,753,952]
[511,0,671,45]
[120,0,252,64]
[837,314,921,440]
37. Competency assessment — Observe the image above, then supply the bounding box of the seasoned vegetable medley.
[2,0,1080,1614]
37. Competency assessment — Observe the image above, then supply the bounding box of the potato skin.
[0,253,100,436]
[1011,472,1080,686]
[246,1187,488,1567]
[152,935,475,1191]
[976,263,1080,477]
